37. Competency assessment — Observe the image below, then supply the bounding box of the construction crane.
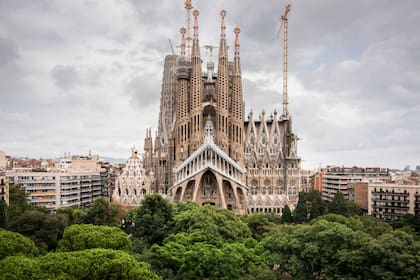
[203,45,218,63]
[277,3,291,117]
[168,39,175,55]
[277,3,291,196]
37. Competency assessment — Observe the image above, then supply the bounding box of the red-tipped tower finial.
[220,10,227,37]
[193,10,199,38]
[180,27,186,56]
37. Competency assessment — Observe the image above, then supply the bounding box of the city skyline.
[1,0,419,170]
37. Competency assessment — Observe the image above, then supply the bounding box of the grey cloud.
[1,0,419,169]
[125,73,161,108]
[0,37,19,65]
[51,65,80,90]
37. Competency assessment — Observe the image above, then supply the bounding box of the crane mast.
[277,4,291,195]
[277,4,291,117]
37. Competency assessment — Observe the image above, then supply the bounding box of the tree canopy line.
[0,185,419,279]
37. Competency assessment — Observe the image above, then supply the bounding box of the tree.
[171,201,199,216]
[392,214,420,236]
[0,229,38,260]
[121,208,137,235]
[57,224,132,253]
[293,190,327,224]
[242,214,274,240]
[281,205,293,223]
[133,194,173,247]
[358,215,392,238]
[306,190,326,219]
[174,204,251,244]
[9,209,68,251]
[0,200,8,228]
[360,230,420,279]
[311,214,364,232]
[149,231,269,280]
[7,184,30,221]
[263,219,372,279]
[327,192,360,217]
[84,198,120,226]
[0,248,160,280]
[293,192,308,223]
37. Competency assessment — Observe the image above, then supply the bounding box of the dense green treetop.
[9,208,68,251]
[149,231,270,280]
[133,194,173,247]
[0,229,38,260]
[7,184,31,221]
[57,224,132,253]
[264,214,420,280]
[327,191,360,217]
[281,204,293,224]
[0,200,8,229]
[0,248,161,280]
[173,205,251,243]
[392,214,420,237]
[293,190,326,223]
[84,198,120,226]
[242,213,275,241]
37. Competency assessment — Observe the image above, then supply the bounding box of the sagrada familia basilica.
[113,2,301,214]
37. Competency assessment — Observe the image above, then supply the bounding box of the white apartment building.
[322,166,390,201]
[7,169,103,211]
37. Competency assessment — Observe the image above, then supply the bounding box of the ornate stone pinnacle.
[220,10,227,36]
[234,27,240,48]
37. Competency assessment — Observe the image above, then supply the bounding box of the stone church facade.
[143,9,301,214]
[112,148,155,207]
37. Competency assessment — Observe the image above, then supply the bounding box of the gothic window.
[251,179,258,189]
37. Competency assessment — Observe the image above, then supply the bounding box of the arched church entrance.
[197,170,220,207]
[223,180,236,210]
[184,180,195,201]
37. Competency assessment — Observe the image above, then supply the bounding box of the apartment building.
[7,169,103,211]
[368,182,420,222]
[322,166,390,202]
[0,170,9,204]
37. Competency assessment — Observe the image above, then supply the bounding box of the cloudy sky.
[0,0,419,170]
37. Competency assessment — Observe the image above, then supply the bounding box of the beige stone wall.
[0,151,6,170]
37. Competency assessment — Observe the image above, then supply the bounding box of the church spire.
[191,10,201,59]
[216,10,229,152]
[231,27,244,165]
[189,9,203,152]
[218,10,228,59]
[220,9,226,37]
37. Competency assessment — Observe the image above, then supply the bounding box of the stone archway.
[184,181,195,200]
[197,170,220,206]
[223,180,236,210]
[174,187,182,202]
[237,187,247,212]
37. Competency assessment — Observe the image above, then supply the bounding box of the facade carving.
[143,9,301,214]
[112,148,155,207]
